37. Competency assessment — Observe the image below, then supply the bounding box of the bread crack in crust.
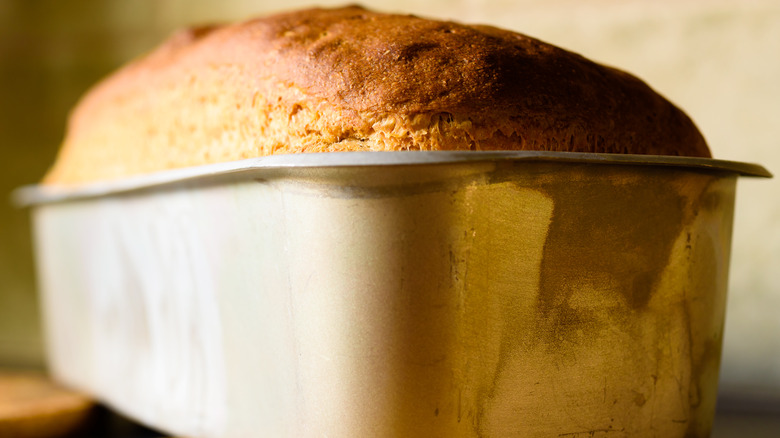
[44,6,710,185]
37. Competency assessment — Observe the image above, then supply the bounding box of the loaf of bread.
[43,5,710,185]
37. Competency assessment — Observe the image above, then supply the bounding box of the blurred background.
[1,0,778,435]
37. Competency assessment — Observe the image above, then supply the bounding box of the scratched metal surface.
[27,155,767,436]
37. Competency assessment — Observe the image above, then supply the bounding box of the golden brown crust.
[44,5,710,185]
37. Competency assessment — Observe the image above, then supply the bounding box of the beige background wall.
[1,0,777,399]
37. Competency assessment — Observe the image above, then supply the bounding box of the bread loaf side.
[43,6,710,185]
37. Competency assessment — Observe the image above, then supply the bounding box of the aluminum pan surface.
[33,158,739,436]
[16,151,771,206]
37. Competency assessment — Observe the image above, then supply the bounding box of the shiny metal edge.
[13,151,772,206]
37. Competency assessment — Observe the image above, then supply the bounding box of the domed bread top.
[43,5,710,185]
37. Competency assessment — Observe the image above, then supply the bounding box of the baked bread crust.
[44,5,710,185]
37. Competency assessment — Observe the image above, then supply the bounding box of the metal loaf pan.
[18,151,772,437]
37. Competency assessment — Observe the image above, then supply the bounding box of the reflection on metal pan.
[15,151,771,205]
[25,150,771,437]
